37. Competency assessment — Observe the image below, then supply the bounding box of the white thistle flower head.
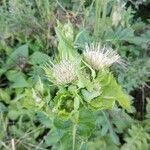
[84,43,122,70]
[53,59,77,85]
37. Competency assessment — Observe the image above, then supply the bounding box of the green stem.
[72,124,76,150]
[79,140,84,150]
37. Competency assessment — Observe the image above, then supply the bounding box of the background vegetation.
[0,0,150,149]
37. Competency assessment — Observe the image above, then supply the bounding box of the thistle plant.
[44,41,130,113]
[44,23,131,149]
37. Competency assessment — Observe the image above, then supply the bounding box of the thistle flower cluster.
[46,43,121,85]
[52,60,77,85]
[83,43,121,70]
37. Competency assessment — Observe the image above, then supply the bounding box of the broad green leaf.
[104,27,134,43]
[111,109,134,133]
[6,70,29,88]
[6,44,28,66]
[96,70,131,111]
[101,124,109,136]
[8,110,20,120]
[95,111,120,145]
[90,97,115,110]
[77,109,95,137]
[82,136,119,150]
[54,116,72,129]
[36,112,52,128]
[30,51,51,65]
[82,89,101,103]
[59,131,75,150]
[74,29,91,48]
[0,89,11,104]
[0,102,8,113]
[77,71,93,91]
[44,129,65,146]
[110,130,120,145]
[9,125,24,137]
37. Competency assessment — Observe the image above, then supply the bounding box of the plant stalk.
[11,139,15,150]
[72,124,77,150]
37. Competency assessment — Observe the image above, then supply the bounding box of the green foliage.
[6,71,29,88]
[42,20,133,150]
[55,21,78,60]
[92,70,131,111]
[121,125,150,150]
[30,51,51,65]
[0,0,55,52]
[120,98,150,150]
[117,59,150,92]
[6,44,28,67]
[82,135,119,150]
[0,0,149,149]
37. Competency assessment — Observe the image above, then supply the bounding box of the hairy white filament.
[84,43,122,70]
[53,60,77,85]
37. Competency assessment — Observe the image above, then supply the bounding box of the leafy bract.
[93,70,131,111]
